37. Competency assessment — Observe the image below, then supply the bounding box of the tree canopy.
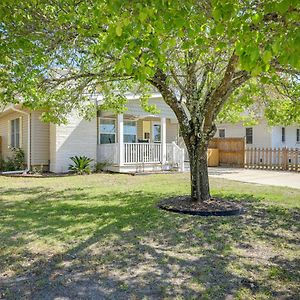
[1,0,300,201]
[0,0,299,124]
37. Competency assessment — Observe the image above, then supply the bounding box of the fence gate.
[209,138,245,167]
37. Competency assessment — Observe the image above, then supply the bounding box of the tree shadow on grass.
[0,187,299,299]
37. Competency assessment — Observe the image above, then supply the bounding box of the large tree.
[0,0,299,201]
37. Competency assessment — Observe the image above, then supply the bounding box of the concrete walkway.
[207,167,300,189]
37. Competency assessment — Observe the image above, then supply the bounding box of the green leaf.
[116,25,123,37]
[212,7,222,20]
[262,50,272,64]
[196,37,204,45]
[249,48,260,62]
[216,23,225,34]
[276,0,290,13]
[252,14,261,25]
[272,40,281,54]
[251,64,262,76]
[139,11,147,23]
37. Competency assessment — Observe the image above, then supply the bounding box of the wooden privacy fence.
[0,136,2,159]
[245,147,300,172]
[209,138,245,167]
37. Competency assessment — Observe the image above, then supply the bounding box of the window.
[297,129,300,143]
[219,129,225,138]
[153,124,161,142]
[99,118,116,144]
[10,118,21,148]
[246,127,253,144]
[124,121,137,143]
[282,127,285,143]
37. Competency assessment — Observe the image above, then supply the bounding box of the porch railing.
[98,142,185,171]
[124,143,162,164]
[167,141,185,171]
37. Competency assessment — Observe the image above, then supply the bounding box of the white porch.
[97,113,185,173]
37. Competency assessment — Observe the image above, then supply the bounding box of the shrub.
[0,147,25,171]
[0,158,6,171]
[69,156,93,175]
[10,147,25,170]
[94,161,110,173]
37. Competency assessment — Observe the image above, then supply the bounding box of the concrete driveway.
[207,167,300,189]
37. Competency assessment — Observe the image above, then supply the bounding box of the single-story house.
[1,93,299,173]
[0,93,185,173]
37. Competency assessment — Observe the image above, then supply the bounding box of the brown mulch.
[158,196,244,216]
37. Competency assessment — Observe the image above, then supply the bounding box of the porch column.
[117,114,124,165]
[161,117,167,164]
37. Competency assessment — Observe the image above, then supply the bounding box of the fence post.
[283,147,288,170]
[296,148,299,172]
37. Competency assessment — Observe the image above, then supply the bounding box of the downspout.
[3,108,31,174]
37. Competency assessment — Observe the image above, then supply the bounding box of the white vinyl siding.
[31,111,50,166]
[50,112,97,173]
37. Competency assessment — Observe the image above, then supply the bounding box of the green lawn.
[0,173,299,299]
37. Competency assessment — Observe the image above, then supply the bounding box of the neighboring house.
[215,121,300,149]
[1,94,299,174]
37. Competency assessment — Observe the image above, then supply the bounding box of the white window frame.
[9,118,21,148]
[297,128,300,143]
[99,117,116,144]
[123,120,137,143]
[219,128,225,138]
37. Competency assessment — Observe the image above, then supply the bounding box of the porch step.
[104,163,181,174]
[131,170,179,176]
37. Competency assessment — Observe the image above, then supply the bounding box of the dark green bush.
[0,147,25,171]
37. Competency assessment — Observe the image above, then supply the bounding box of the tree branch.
[148,68,190,137]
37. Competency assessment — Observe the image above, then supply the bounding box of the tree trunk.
[189,144,211,201]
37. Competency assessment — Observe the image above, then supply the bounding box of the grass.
[0,173,299,299]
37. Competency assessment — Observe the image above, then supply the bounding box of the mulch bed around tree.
[158,196,244,216]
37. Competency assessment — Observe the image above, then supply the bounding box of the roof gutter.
[1,107,31,174]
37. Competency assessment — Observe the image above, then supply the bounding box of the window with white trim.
[99,118,116,144]
[219,129,225,138]
[297,128,300,143]
[10,118,21,148]
[124,121,137,143]
[246,127,253,144]
[153,123,161,142]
